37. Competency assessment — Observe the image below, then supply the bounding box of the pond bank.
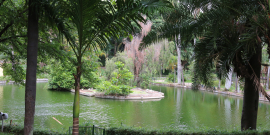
[71,88,164,100]
[152,81,270,102]
[0,79,48,85]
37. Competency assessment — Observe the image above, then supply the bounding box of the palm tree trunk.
[218,79,221,90]
[176,34,182,84]
[177,46,181,84]
[114,39,117,56]
[235,76,238,92]
[225,66,233,90]
[182,73,185,85]
[266,60,270,90]
[24,0,39,134]
[72,60,82,135]
[241,46,261,130]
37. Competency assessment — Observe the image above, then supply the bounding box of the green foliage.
[105,52,134,80]
[139,73,151,89]
[105,127,270,135]
[96,81,133,96]
[48,56,100,90]
[97,61,133,95]
[166,72,175,83]
[4,124,270,135]
[48,60,75,90]
[111,61,133,85]
[138,44,164,87]
[3,125,65,135]
[1,63,25,84]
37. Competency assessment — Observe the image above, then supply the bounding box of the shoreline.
[152,82,270,103]
[71,88,164,100]
[0,79,48,85]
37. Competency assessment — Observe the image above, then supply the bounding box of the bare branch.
[0,23,13,37]
[248,63,270,101]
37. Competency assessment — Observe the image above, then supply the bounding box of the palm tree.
[62,0,171,134]
[143,0,270,130]
[184,0,270,130]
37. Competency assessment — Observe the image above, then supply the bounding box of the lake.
[0,83,270,131]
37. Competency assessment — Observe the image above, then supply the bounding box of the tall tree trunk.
[218,79,221,90]
[174,69,175,83]
[225,66,233,90]
[24,0,39,134]
[235,76,238,92]
[176,34,182,84]
[266,60,270,90]
[182,72,185,85]
[72,60,82,135]
[241,46,261,130]
[114,39,117,56]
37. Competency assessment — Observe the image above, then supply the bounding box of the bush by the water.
[96,81,132,95]
[166,72,176,83]
[105,127,270,135]
[48,56,100,90]
[3,125,65,135]
[139,73,151,89]
[3,124,270,135]
[97,61,133,96]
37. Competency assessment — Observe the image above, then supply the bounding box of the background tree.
[141,2,195,85]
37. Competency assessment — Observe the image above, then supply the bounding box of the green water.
[0,83,270,131]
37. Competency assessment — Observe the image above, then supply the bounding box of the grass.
[36,73,49,79]
[185,80,192,83]
[131,90,148,94]
[152,81,170,84]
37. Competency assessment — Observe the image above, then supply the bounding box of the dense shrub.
[3,125,65,135]
[1,63,25,84]
[111,61,133,86]
[3,124,270,135]
[97,61,133,95]
[139,73,151,89]
[105,52,134,80]
[97,83,133,96]
[48,55,100,90]
[105,127,270,135]
[166,72,176,83]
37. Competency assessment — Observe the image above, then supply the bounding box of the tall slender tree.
[23,1,75,134]
[62,0,171,134]
[24,0,39,134]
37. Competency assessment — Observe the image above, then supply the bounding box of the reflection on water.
[1,83,270,131]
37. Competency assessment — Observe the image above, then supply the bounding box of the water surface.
[1,83,270,131]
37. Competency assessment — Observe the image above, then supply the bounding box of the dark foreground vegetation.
[2,125,270,135]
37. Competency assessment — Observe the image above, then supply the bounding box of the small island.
[70,88,164,100]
